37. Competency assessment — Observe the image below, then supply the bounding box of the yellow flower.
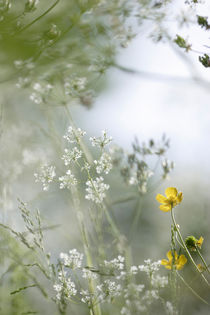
[156,187,183,212]
[161,250,187,270]
[197,264,205,272]
[185,235,204,251]
[196,236,204,249]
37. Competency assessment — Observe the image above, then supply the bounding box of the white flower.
[34,164,56,191]
[61,147,82,165]
[60,249,83,269]
[59,170,77,189]
[63,126,86,143]
[138,259,161,275]
[90,130,112,149]
[151,274,168,288]
[53,276,77,301]
[130,266,138,275]
[82,268,98,280]
[104,255,125,271]
[64,76,87,96]
[85,177,109,204]
[80,290,91,305]
[94,152,112,174]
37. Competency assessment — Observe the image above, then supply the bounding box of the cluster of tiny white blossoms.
[94,152,112,175]
[60,249,83,269]
[63,126,86,143]
[85,177,109,204]
[97,280,121,302]
[61,147,82,165]
[53,271,77,301]
[104,255,125,271]
[80,289,92,306]
[64,76,87,97]
[82,268,98,280]
[138,259,161,274]
[59,170,77,189]
[30,82,53,104]
[121,283,146,314]
[34,164,56,191]
[90,130,112,149]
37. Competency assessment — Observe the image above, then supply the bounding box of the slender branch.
[14,0,60,35]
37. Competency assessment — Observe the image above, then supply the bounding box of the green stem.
[65,105,93,165]
[197,248,210,274]
[171,209,210,287]
[176,271,209,305]
[14,0,60,35]
[70,187,101,315]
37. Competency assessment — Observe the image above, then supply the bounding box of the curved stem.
[171,209,210,287]
[14,0,60,35]
[197,248,210,274]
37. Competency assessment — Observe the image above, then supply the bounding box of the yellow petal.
[156,194,168,203]
[159,204,171,212]
[161,259,169,266]
[176,255,187,270]
[197,236,204,248]
[165,187,178,198]
[161,259,171,270]
[166,251,173,262]
[177,192,183,203]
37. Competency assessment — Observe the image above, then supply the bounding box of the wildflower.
[63,126,86,143]
[82,268,98,280]
[90,130,112,149]
[161,250,187,270]
[85,177,109,204]
[34,164,56,191]
[60,249,83,269]
[156,187,183,212]
[94,152,112,174]
[61,147,82,165]
[185,235,204,251]
[59,170,77,189]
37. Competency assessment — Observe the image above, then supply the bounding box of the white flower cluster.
[121,283,146,314]
[54,271,77,301]
[60,249,83,269]
[138,259,161,275]
[63,126,86,144]
[34,164,56,191]
[64,76,87,97]
[80,289,92,305]
[30,82,53,104]
[151,274,168,288]
[104,255,125,271]
[90,130,112,149]
[128,167,154,194]
[94,152,112,175]
[85,177,109,204]
[61,147,82,165]
[82,268,98,280]
[97,280,121,302]
[59,170,77,189]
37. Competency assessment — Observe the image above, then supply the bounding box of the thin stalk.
[65,105,93,165]
[70,187,101,315]
[14,0,60,35]
[196,248,210,274]
[177,271,209,305]
[171,209,210,287]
